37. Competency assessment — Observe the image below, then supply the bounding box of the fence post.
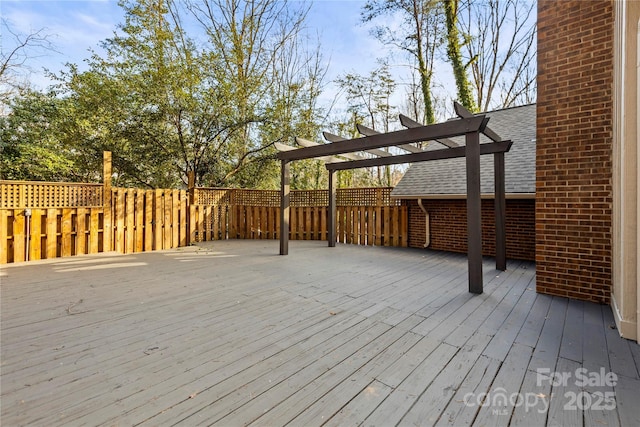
[103,151,112,252]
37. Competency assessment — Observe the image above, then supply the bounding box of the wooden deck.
[1,241,639,426]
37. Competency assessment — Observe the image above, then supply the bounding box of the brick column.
[536,0,614,302]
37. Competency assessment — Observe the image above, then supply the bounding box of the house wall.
[537,0,615,303]
[406,199,536,261]
[611,0,639,341]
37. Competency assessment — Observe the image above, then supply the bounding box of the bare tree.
[336,63,401,186]
[1,19,56,105]
[362,0,444,124]
[459,0,536,111]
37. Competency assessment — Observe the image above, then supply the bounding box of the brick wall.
[537,0,614,303]
[406,199,535,261]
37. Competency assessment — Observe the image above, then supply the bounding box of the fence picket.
[76,208,87,256]
[46,209,57,259]
[180,190,187,246]
[392,207,399,247]
[12,212,25,262]
[163,191,172,249]
[135,191,144,252]
[383,206,390,247]
[172,190,179,248]
[260,206,267,239]
[1,210,9,263]
[29,209,42,260]
[1,184,407,264]
[290,207,297,240]
[115,190,125,253]
[89,209,100,254]
[144,190,154,251]
[61,209,73,257]
[126,190,135,254]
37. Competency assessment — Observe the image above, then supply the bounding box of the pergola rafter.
[276,102,511,294]
[356,124,427,154]
[399,114,460,148]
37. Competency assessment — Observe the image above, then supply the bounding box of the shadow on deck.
[1,240,639,426]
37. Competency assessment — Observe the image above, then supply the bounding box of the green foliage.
[4,0,326,189]
[1,0,535,188]
[0,89,75,181]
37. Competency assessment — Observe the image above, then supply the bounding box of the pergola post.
[279,160,290,255]
[277,105,512,294]
[328,169,337,247]
[494,152,507,271]
[466,131,483,294]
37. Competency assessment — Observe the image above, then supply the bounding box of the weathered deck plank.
[558,299,584,363]
[546,357,583,427]
[1,240,639,427]
[399,331,493,426]
[510,368,552,427]
[527,297,568,374]
[473,343,534,426]
[435,355,503,427]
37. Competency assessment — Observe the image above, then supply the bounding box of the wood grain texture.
[2,241,637,426]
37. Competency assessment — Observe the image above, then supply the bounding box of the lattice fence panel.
[193,187,398,207]
[291,190,328,207]
[337,187,399,206]
[1,181,104,208]
[194,188,234,206]
[233,189,280,207]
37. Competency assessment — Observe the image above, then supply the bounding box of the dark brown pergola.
[276,102,513,294]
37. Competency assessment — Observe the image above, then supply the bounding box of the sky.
[1,0,398,110]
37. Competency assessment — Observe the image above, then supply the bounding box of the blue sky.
[1,0,395,108]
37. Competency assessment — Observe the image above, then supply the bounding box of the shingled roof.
[391,103,536,199]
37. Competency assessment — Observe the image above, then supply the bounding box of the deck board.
[435,355,503,427]
[473,342,534,426]
[399,331,493,426]
[546,357,583,427]
[2,240,640,426]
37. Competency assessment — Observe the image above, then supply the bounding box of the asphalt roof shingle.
[391,104,536,198]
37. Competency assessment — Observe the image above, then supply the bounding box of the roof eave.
[390,193,536,200]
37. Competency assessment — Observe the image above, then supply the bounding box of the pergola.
[276,102,513,294]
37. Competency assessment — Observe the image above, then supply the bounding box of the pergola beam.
[322,131,392,158]
[278,116,485,161]
[293,138,363,161]
[326,140,512,171]
[275,142,344,163]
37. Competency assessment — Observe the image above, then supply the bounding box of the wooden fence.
[110,188,188,255]
[1,181,407,264]
[1,182,189,263]
[192,187,408,246]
